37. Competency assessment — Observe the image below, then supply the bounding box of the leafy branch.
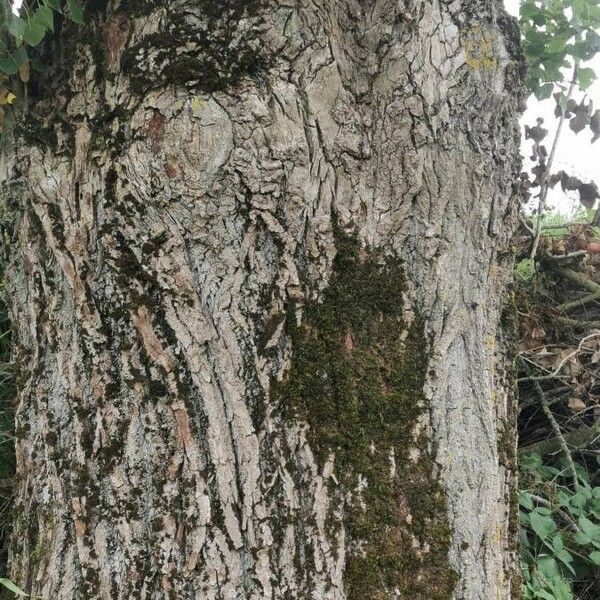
[0,0,83,131]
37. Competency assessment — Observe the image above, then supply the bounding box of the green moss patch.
[273,230,457,599]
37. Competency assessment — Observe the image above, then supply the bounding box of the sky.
[505,0,600,215]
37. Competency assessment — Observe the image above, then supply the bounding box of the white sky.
[505,0,600,215]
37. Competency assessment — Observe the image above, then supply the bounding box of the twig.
[530,63,580,260]
[558,316,600,329]
[520,216,535,236]
[541,221,595,230]
[520,332,600,379]
[517,374,569,383]
[553,266,600,293]
[534,380,579,490]
[558,290,600,312]
[546,250,588,262]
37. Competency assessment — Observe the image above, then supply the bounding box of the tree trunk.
[0,1,524,598]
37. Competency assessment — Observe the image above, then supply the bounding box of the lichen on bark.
[273,229,457,599]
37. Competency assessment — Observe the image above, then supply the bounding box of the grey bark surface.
[0,1,524,598]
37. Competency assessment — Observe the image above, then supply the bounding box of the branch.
[553,265,600,294]
[517,374,570,383]
[541,221,594,230]
[534,380,579,490]
[558,290,600,312]
[558,316,600,329]
[546,250,589,262]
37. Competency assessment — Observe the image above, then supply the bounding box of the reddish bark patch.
[146,111,166,154]
[104,15,129,68]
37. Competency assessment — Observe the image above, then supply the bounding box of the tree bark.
[0,1,525,598]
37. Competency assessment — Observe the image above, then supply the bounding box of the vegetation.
[519,450,600,600]
[518,1,600,595]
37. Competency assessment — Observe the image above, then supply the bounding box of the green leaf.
[44,0,62,9]
[521,453,543,469]
[579,67,596,90]
[589,550,600,565]
[7,16,26,42]
[574,530,593,546]
[519,491,535,510]
[530,510,557,540]
[552,533,564,554]
[520,1,539,21]
[23,19,47,47]
[0,47,29,76]
[571,488,591,508]
[548,576,574,600]
[0,578,28,597]
[36,6,54,31]
[578,516,600,547]
[538,555,561,579]
[536,83,555,100]
[67,0,84,24]
[546,35,569,54]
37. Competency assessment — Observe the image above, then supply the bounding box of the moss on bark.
[273,230,457,599]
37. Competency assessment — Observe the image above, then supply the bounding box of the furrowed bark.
[0,1,525,598]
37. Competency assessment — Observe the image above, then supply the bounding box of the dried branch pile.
[518,224,600,454]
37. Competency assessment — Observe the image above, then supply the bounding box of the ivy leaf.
[551,170,600,208]
[574,530,593,546]
[525,121,549,143]
[0,47,29,76]
[23,19,47,48]
[550,534,576,575]
[519,491,535,510]
[537,555,560,578]
[530,510,557,540]
[520,1,539,21]
[521,452,543,469]
[36,6,54,32]
[7,16,26,43]
[44,0,61,9]
[569,99,593,133]
[536,83,554,100]
[578,66,596,90]
[590,109,600,143]
[579,515,600,545]
[67,0,84,24]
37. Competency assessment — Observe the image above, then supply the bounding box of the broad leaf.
[530,510,557,540]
